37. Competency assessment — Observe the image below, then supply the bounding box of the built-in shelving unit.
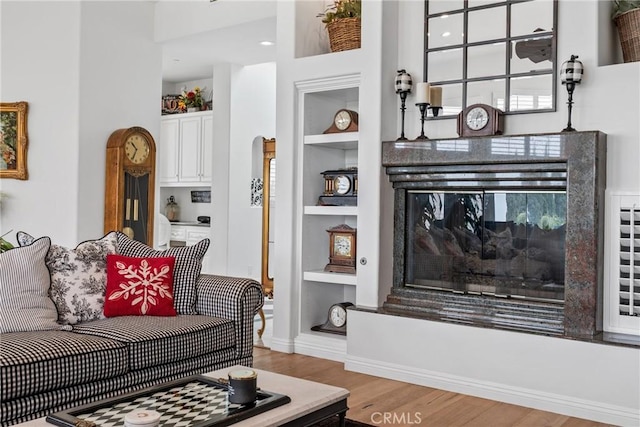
[294,77,360,356]
[274,1,392,363]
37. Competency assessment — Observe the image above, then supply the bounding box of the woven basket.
[326,17,361,52]
[614,8,640,63]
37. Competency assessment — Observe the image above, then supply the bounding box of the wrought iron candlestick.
[395,70,412,140]
[416,103,429,139]
[560,55,583,132]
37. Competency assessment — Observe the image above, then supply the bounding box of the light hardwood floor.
[252,347,611,427]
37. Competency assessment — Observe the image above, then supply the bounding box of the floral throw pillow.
[104,254,176,317]
[17,231,117,325]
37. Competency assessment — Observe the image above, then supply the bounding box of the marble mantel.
[382,131,607,339]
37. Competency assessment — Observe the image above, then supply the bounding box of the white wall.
[0,1,160,247]
[154,0,276,42]
[0,1,81,247]
[226,62,276,279]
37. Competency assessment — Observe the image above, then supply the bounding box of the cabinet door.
[159,119,180,184]
[178,117,202,183]
[200,115,213,184]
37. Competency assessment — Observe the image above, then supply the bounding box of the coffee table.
[16,366,349,427]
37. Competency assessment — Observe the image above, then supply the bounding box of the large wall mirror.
[425,0,558,117]
[261,138,276,299]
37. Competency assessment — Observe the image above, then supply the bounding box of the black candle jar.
[228,369,257,404]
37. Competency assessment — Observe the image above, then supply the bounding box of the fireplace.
[382,131,606,339]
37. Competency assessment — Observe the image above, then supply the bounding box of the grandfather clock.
[104,127,156,246]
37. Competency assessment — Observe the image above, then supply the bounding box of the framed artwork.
[0,101,29,180]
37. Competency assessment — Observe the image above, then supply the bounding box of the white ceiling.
[161,16,277,83]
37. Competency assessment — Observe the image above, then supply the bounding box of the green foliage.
[613,0,640,19]
[0,238,13,253]
[506,193,566,230]
[319,0,361,25]
[0,230,13,253]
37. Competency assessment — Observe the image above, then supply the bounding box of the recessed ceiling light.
[260,41,274,46]
[441,14,449,19]
[441,31,451,37]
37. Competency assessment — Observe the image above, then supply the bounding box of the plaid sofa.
[0,274,263,426]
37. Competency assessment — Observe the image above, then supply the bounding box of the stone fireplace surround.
[381,131,606,339]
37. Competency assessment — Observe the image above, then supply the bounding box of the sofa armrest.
[195,274,263,359]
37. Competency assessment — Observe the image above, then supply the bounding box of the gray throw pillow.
[17,231,117,324]
[0,237,69,333]
[115,232,209,315]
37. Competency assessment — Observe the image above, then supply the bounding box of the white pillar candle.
[415,82,430,104]
[430,86,442,107]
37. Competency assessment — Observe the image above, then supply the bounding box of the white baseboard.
[345,355,640,426]
[294,333,346,362]
[268,337,295,354]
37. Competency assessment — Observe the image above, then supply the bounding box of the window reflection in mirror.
[428,14,463,48]
[427,0,463,14]
[427,48,463,82]
[425,0,557,117]
[468,7,505,42]
[468,79,505,109]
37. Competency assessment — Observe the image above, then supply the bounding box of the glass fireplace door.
[405,191,566,302]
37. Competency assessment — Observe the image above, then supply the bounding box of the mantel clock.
[456,103,504,137]
[324,224,357,274]
[323,109,359,134]
[104,127,156,246]
[311,302,355,335]
[317,169,358,206]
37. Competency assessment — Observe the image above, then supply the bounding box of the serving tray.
[46,375,290,427]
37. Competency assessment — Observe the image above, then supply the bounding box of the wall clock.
[456,103,504,137]
[317,168,358,206]
[324,224,357,274]
[323,109,359,133]
[311,302,354,335]
[104,127,156,246]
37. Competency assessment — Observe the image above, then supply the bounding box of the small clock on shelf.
[456,103,504,137]
[311,302,355,335]
[325,224,357,274]
[323,109,359,134]
[317,169,357,206]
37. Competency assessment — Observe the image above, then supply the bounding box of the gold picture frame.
[0,101,29,180]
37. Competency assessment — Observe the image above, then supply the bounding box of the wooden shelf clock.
[104,127,156,246]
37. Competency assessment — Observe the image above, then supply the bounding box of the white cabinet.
[170,224,213,274]
[159,120,180,184]
[159,111,213,187]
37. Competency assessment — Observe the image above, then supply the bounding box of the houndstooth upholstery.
[195,274,263,359]
[0,331,128,401]
[0,273,262,426]
[115,232,209,315]
[72,315,235,370]
[1,351,252,426]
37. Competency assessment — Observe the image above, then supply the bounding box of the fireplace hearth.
[382,131,606,339]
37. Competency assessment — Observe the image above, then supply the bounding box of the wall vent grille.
[605,193,640,335]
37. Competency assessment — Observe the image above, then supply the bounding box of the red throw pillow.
[104,254,177,317]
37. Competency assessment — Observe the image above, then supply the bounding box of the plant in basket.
[318,0,361,53]
[612,0,640,62]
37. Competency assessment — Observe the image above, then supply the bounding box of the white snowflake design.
[108,260,173,314]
